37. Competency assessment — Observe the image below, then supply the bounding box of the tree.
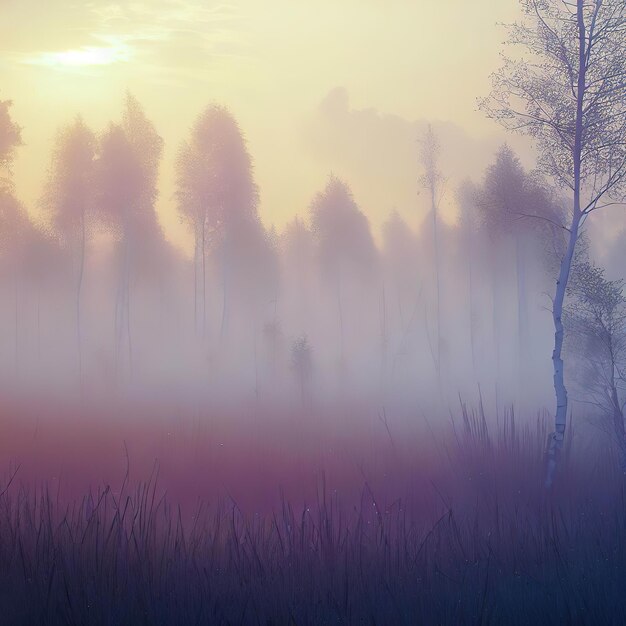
[20,224,65,367]
[176,105,259,338]
[96,95,164,380]
[121,93,168,281]
[419,125,444,385]
[43,117,96,383]
[456,181,482,372]
[381,210,420,379]
[0,99,25,374]
[567,262,626,469]
[481,0,626,486]
[0,190,35,376]
[477,146,559,390]
[0,99,22,189]
[310,175,377,362]
[291,334,313,407]
[310,176,376,279]
[282,215,315,301]
[281,216,315,351]
[382,210,419,309]
[97,123,141,376]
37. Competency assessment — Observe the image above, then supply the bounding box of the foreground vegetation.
[0,407,624,625]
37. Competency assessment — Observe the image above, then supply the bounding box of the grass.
[0,402,625,624]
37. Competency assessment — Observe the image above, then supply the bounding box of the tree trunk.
[515,235,528,395]
[13,269,18,379]
[545,0,587,488]
[202,218,206,338]
[220,233,230,342]
[76,212,85,389]
[193,225,198,334]
[380,284,388,390]
[468,238,477,373]
[36,289,41,362]
[609,375,626,473]
[545,213,581,487]
[115,230,132,383]
[431,185,442,386]
[337,272,344,364]
[125,256,132,379]
[491,259,500,378]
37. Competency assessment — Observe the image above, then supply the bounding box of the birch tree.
[481,0,626,486]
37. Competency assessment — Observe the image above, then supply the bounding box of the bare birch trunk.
[545,0,586,488]
[545,216,579,487]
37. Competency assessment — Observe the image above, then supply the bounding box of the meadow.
[0,396,623,625]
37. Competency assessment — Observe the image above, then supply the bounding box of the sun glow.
[26,44,130,68]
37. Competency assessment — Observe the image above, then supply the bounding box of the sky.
[0,0,525,252]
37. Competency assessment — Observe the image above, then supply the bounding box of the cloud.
[3,0,249,78]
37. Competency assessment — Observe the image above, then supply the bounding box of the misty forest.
[0,0,626,624]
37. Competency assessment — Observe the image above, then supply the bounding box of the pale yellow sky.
[0,0,523,252]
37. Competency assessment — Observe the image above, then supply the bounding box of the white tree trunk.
[545,0,587,488]
[545,214,580,487]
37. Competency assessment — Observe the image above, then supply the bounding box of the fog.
[2,1,626,622]
[2,91,621,428]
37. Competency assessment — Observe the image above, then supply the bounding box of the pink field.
[0,394,454,517]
